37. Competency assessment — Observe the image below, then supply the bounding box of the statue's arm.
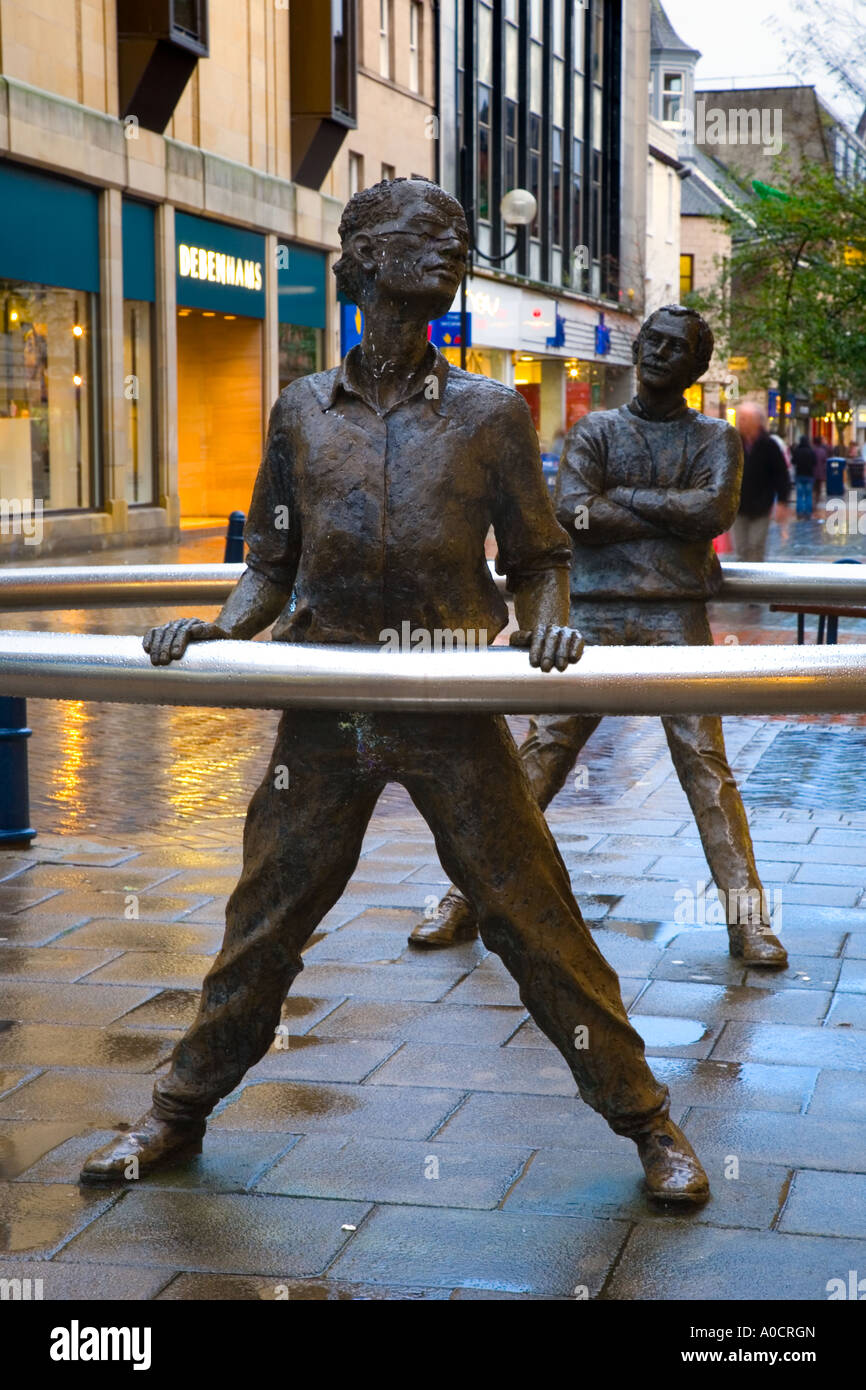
[555,423,666,546]
[611,429,744,541]
[492,394,583,670]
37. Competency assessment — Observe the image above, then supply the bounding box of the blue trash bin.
[826,458,846,498]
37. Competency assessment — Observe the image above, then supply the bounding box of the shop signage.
[178,243,263,291]
[175,211,266,318]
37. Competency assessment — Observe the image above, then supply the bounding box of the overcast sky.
[661,0,861,126]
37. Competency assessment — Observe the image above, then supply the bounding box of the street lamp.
[458,187,537,369]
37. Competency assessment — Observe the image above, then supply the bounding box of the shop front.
[174,212,267,526]
[0,162,101,519]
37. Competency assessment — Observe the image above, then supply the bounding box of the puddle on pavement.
[595,919,683,946]
[631,1015,709,1047]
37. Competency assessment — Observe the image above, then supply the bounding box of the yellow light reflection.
[53,699,89,832]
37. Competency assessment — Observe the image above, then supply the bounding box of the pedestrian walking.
[731,403,791,560]
[792,434,817,517]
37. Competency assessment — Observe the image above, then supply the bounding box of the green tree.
[688,163,866,446]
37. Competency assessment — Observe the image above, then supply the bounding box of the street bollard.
[0,696,36,847]
[223,511,246,563]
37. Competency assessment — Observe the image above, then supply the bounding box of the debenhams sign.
[178,243,263,291]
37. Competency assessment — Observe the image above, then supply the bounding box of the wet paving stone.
[713,1021,866,1070]
[0,1122,84,1179]
[503,1148,789,1231]
[327,1204,629,1296]
[157,1272,451,1299]
[45,893,213,922]
[301,930,432,965]
[602,1225,866,1300]
[255,1134,532,1209]
[61,1190,371,1277]
[368,1042,576,1096]
[651,1058,817,1113]
[212,1080,463,1140]
[635,980,832,1026]
[0,1071,158,1124]
[0,912,92,946]
[0,1070,35,1100]
[0,885,62,914]
[313,1000,526,1046]
[248,1035,400,1085]
[807,1067,866,1120]
[0,946,125,982]
[0,1182,117,1256]
[838,959,866,993]
[296,961,469,1002]
[0,982,154,1026]
[57,920,224,954]
[83,951,215,989]
[824,994,866,1028]
[11,865,181,894]
[682,1107,866,1173]
[20,1128,299,1192]
[779,1170,866,1239]
[0,1258,172,1300]
[0,1024,173,1072]
[436,1091,686,1153]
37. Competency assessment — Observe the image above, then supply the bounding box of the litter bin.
[826,457,846,498]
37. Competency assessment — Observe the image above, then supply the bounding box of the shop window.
[123,300,156,505]
[279,323,323,391]
[0,281,98,512]
[680,253,694,300]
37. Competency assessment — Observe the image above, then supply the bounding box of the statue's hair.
[333,177,468,304]
[633,304,714,379]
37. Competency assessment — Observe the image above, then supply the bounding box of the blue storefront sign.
[277,243,326,328]
[767,389,780,420]
[122,199,156,302]
[0,161,99,291]
[429,310,471,349]
[175,211,266,318]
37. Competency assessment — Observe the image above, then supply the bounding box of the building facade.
[0,1,353,559]
[430,0,650,454]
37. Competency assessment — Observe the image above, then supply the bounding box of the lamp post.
[458,186,538,371]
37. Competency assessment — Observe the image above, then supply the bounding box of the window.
[382,162,395,181]
[348,151,364,197]
[379,0,392,80]
[647,158,654,230]
[662,72,683,123]
[409,1,422,94]
[279,322,322,392]
[666,169,674,241]
[680,253,694,299]
[123,300,156,504]
[0,281,99,511]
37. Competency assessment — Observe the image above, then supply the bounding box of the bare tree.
[770,0,866,133]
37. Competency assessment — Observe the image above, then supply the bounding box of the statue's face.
[356,186,468,316]
[636,313,702,394]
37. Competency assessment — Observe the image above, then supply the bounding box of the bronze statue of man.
[81,182,709,1204]
[411,304,787,969]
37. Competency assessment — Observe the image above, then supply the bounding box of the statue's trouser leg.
[403,713,669,1137]
[661,714,768,925]
[152,713,384,1124]
[517,712,602,808]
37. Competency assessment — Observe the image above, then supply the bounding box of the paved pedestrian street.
[2,527,866,1302]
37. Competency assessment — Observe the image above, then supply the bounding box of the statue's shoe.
[79,1113,205,1184]
[408,890,480,949]
[728,923,788,967]
[636,1117,710,1205]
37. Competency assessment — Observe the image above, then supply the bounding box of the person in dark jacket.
[792,435,817,517]
[732,404,791,559]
